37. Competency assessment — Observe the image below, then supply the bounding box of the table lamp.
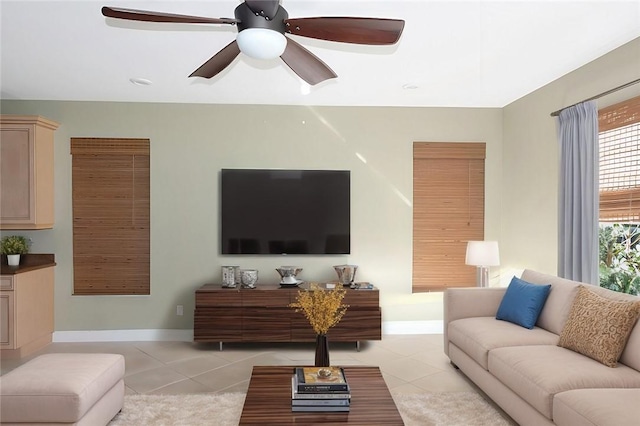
[465,241,500,287]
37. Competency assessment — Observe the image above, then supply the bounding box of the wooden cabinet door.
[195,287,242,307]
[13,268,54,349]
[0,291,15,348]
[0,116,58,229]
[242,308,291,341]
[290,309,382,342]
[194,308,243,342]
[328,309,382,341]
[343,290,379,307]
[0,125,33,223]
[290,316,316,342]
[242,289,291,307]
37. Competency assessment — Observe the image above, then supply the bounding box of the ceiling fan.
[101,0,405,86]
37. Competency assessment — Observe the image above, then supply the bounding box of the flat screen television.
[221,169,350,255]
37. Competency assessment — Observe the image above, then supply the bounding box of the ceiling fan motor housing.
[235,2,288,34]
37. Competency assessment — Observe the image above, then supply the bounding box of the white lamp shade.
[237,28,287,60]
[465,241,500,266]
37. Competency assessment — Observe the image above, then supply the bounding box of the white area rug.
[393,392,511,426]
[110,391,510,426]
[111,393,246,426]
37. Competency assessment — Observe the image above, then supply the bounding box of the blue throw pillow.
[496,277,552,329]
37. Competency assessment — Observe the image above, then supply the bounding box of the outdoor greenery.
[599,224,640,295]
[0,235,30,255]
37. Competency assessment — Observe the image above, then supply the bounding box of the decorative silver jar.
[240,269,258,288]
[221,266,238,288]
[333,264,358,286]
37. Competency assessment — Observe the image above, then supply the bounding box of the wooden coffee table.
[239,366,404,425]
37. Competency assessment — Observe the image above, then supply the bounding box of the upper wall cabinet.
[0,115,59,229]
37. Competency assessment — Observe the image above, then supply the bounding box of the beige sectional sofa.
[444,269,640,426]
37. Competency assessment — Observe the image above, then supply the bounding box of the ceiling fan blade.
[244,0,280,20]
[189,41,241,79]
[280,38,337,86]
[285,17,404,45]
[101,6,237,25]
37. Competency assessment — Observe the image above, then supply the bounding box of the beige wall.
[0,102,502,330]
[501,37,640,277]
[4,36,637,333]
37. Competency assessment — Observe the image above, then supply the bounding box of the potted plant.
[1,235,30,266]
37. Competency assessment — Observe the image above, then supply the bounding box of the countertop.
[1,254,56,275]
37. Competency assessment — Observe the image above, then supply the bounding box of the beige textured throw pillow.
[558,285,640,367]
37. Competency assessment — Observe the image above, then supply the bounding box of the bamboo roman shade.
[598,95,640,223]
[71,138,150,295]
[413,142,485,292]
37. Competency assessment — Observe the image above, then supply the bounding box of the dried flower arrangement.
[289,283,349,335]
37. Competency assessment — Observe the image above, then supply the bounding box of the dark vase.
[315,334,330,367]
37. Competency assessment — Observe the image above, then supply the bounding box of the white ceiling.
[1,0,639,108]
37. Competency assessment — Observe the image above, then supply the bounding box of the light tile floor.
[0,334,514,422]
[1,334,471,395]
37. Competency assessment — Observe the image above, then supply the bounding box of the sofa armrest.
[444,287,507,322]
[443,287,506,356]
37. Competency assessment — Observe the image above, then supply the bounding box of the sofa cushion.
[580,285,640,371]
[496,276,551,329]
[520,269,581,334]
[553,388,640,426]
[488,345,640,420]
[558,285,640,367]
[448,317,559,370]
[620,319,640,371]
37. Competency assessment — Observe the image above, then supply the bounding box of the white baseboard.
[383,320,443,335]
[53,329,194,342]
[53,321,443,343]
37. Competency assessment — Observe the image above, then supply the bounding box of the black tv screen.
[221,169,350,255]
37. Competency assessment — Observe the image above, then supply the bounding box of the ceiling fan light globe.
[237,28,286,60]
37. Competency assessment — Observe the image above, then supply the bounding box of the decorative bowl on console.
[276,266,303,286]
[333,264,358,286]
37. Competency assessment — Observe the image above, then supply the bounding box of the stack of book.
[291,366,351,412]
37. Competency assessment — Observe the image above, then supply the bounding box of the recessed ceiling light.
[402,83,419,90]
[130,78,153,86]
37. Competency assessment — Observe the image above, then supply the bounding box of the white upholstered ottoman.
[0,353,125,425]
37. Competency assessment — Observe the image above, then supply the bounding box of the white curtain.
[558,101,599,284]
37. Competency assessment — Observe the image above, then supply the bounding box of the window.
[599,96,640,222]
[598,95,640,295]
[412,142,485,292]
[70,138,150,295]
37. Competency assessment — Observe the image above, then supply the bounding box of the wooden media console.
[194,283,381,350]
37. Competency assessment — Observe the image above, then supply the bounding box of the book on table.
[291,377,351,400]
[291,398,350,407]
[291,367,351,412]
[291,391,350,413]
[291,405,350,412]
[293,367,350,393]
